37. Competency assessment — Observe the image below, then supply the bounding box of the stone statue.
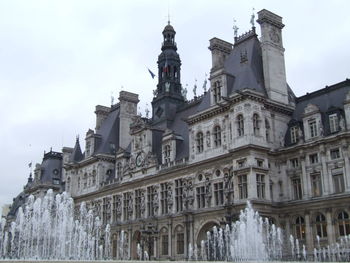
[233,18,239,37]
[182,85,188,100]
[319,120,324,136]
[250,8,255,27]
[298,127,304,143]
[193,79,197,97]
[165,82,170,92]
[202,74,207,93]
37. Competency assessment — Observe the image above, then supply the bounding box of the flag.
[148,68,156,79]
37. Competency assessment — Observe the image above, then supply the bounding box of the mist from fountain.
[0,189,110,260]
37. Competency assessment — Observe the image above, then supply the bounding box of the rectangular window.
[256,159,264,167]
[161,183,168,215]
[161,234,168,255]
[176,233,184,254]
[290,126,298,144]
[256,174,265,199]
[123,192,131,221]
[147,186,154,217]
[308,119,318,138]
[102,197,108,224]
[330,148,340,160]
[237,159,246,168]
[290,158,299,168]
[112,195,118,222]
[333,174,345,193]
[135,189,142,219]
[309,153,319,164]
[214,182,224,205]
[238,175,248,199]
[311,173,322,197]
[196,186,205,208]
[292,178,302,200]
[175,179,183,212]
[329,114,339,133]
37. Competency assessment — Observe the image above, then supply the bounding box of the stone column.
[168,221,172,259]
[326,209,336,245]
[319,145,330,195]
[341,142,350,191]
[300,155,310,199]
[248,169,258,199]
[305,213,314,252]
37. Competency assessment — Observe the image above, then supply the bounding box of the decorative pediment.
[303,103,319,115]
[130,116,150,134]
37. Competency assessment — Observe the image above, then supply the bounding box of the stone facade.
[8,8,350,260]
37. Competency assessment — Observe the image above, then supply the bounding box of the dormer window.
[308,118,317,138]
[213,126,222,147]
[164,145,171,163]
[196,132,204,153]
[213,81,221,103]
[329,114,339,133]
[290,126,298,144]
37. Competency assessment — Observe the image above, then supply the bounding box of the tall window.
[123,192,132,221]
[338,211,350,236]
[333,173,345,193]
[176,233,184,254]
[147,186,154,217]
[330,148,340,160]
[290,126,298,144]
[214,182,224,205]
[196,132,204,153]
[308,119,317,138]
[175,179,183,212]
[161,183,168,214]
[161,234,168,255]
[265,119,270,142]
[295,216,306,239]
[102,197,109,224]
[135,189,142,219]
[309,153,319,164]
[116,162,122,178]
[329,114,339,133]
[213,81,221,103]
[253,114,260,136]
[238,174,248,199]
[213,126,222,147]
[237,115,244,136]
[112,195,119,222]
[164,145,171,164]
[196,186,205,208]
[311,173,322,197]
[290,158,299,168]
[292,178,302,200]
[315,213,327,238]
[256,174,265,199]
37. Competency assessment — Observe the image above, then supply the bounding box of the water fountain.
[0,189,110,260]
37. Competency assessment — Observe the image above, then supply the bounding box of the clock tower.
[257,9,290,105]
[152,22,185,125]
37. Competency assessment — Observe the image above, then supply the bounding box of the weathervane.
[233,18,239,38]
[250,8,255,28]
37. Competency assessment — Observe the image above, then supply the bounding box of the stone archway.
[196,221,219,246]
[131,230,142,260]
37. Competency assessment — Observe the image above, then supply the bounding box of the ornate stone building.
[9,9,350,259]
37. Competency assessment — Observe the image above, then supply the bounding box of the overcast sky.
[0,0,349,211]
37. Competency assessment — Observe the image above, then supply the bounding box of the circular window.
[215,170,221,177]
[53,169,59,175]
[198,174,203,181]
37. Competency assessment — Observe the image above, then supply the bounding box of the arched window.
[338,211,350,236]
[315,213,327,238]
[196,132,204,153]
[253,114,260,136]
[213,81,221,103]
[265,119,270,142]
[213,125,222,147]
[295,216,305,239]
[237,115,244,136]
[116,162,122,178]
[164,145,171,164]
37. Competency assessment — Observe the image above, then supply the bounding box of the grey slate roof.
[224,34,266,96]
[70,138,83,162]
[39,151,63,184]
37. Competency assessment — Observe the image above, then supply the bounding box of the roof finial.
[250,8,255,28]
[233,18,239,38]
[145,103,150,118]
[111,91,114,105]
[167,1,170,25]
[193,79,197,97]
